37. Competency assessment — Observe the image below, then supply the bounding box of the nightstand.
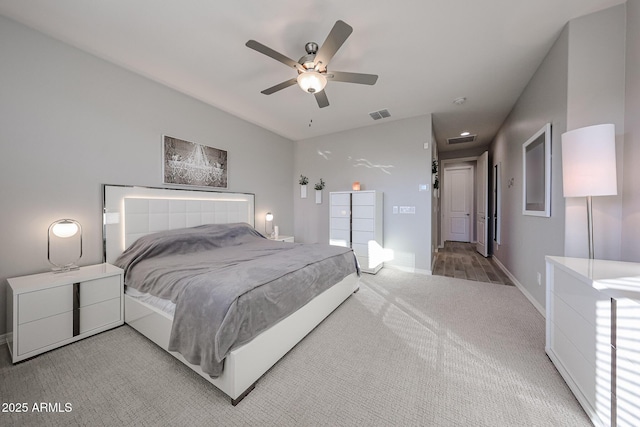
[269,235,294,243]
[6,263,124,363]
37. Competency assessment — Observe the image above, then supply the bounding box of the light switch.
[393,206,398,214]
[399,206,416,214]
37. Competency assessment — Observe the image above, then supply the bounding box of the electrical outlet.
[399,206,416,214]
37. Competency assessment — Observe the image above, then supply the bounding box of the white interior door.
[476,151,489,257]
[444,166,472,242]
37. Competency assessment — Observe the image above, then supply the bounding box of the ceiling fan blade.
[261,78,298,95]
[326,71,378,85]
[314,20,353,69]
[314,90,329,108]
[246,40,304,72]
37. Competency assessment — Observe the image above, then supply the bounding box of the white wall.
[0,16,294,335]
[293,116,434,274]
[564,4,626,260]
[621,0,640,262]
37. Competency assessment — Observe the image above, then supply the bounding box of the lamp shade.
[51,220,79,238]
[297,71,327,93]
[561,124,617,197]
[48,219,82,272]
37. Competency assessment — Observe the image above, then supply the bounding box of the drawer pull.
[73,282,80,336]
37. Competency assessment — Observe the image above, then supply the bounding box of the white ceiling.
[0,0,625,152]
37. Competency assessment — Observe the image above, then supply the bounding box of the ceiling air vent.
[369,109,391,120]
[447,134,476,144]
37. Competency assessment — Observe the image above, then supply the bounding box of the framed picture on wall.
[162,135,228,188]
[522,123,551,217]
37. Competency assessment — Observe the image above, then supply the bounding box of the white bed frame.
[103,185,359,404]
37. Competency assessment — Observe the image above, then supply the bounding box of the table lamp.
[265,212,274,237]
[48,218,82,272]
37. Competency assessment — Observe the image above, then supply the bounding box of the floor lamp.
[561,124,617,259]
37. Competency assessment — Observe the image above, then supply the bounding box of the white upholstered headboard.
[103,185,255,264]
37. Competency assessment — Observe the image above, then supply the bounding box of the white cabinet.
[6,263,124,363]
[546,256,640,427]
[330,191,383,274]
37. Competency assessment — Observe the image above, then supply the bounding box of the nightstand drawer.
[18,311,73,355]
[80,275,121,307]
[18,285,72,324]
[80,298,121,333]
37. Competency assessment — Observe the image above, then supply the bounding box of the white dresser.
[6,263,124,363]
[545,256,640,427]
[330,190,383,274]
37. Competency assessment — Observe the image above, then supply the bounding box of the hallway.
[432,241,514,286]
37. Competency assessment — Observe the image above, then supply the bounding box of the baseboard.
[0,333,7,345]
[492,257,545,318]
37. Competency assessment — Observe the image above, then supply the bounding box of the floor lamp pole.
[586,195,594,259]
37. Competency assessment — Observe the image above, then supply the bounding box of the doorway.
[439,153,490,257]
[442,165,473,242]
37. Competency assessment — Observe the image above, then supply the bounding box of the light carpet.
[0,269,590,426]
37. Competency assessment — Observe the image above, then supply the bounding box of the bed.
[102,185,360,404]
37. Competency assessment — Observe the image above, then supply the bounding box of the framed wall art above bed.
[162,135,228,188]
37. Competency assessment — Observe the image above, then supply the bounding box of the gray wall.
[622,0,640,262]
[488,3,631,311]
[564,4,626,260]
[0,16,294,336]
[489,24,569,311]
[293,116,434,273]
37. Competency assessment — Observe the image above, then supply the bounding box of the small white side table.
[6,263,124,363]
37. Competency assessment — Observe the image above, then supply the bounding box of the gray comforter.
[114,223,358,377]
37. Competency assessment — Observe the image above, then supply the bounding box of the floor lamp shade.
[561,124,617,197]
[561,124,617,259]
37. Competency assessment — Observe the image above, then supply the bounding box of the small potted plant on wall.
[314,178,325,204]
[299,175,309,198]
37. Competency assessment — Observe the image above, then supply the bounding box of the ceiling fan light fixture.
[297,70,327,93]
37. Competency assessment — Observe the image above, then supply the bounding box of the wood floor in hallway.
[433,241,514,286]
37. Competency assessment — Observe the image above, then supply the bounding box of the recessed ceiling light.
[453,97,467,105]
[460,131,470,136]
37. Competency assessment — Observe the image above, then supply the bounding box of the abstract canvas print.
[163,135,228,188]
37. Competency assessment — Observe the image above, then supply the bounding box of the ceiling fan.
[245,20,378,108]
